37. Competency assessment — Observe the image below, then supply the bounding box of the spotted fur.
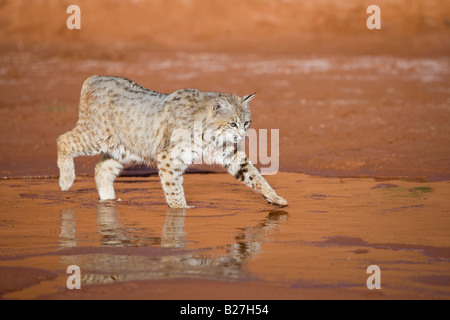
[57,76,288,208]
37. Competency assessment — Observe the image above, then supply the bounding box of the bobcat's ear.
[213,98,230,115]
[242,93,256,108]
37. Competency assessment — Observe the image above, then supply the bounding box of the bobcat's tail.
[78,75,99,121]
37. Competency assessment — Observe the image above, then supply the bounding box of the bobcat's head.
[208,93,255,144]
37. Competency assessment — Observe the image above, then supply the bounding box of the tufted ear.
[213,97,230,115]
[242,93,256,108]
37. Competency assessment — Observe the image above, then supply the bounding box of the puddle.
[0,172,449,299]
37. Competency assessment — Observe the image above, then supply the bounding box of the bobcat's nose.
[238,129,247,140]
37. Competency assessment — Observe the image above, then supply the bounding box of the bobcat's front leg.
[157,152,190,208]
[224,147,288,207]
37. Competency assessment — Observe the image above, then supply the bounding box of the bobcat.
[57,76,288,208]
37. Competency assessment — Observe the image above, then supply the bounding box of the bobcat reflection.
[59,208,77,248]
[161,208,186,248]
[59,202,288,285]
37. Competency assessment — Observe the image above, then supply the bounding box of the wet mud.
[0,173,449,299]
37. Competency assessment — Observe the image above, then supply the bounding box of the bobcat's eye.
[244,121,250,127]
[229,122,237,128]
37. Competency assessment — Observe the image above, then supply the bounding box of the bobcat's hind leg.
[57,126,99,191]
[95,154,123,200]
[57,153,75,192]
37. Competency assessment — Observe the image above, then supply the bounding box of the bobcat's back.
[78,76,169,161]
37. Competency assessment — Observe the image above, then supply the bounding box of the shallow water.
[0,172,449,299]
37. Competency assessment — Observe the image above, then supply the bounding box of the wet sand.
[0,0,449,300]
[0,173,449,299]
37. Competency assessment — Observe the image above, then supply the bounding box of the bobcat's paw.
[264,194,289,207]
[167,200,194,209]
[59,174,74,191]
[98,189,116,201]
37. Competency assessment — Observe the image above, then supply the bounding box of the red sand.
[0,0,449,180]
